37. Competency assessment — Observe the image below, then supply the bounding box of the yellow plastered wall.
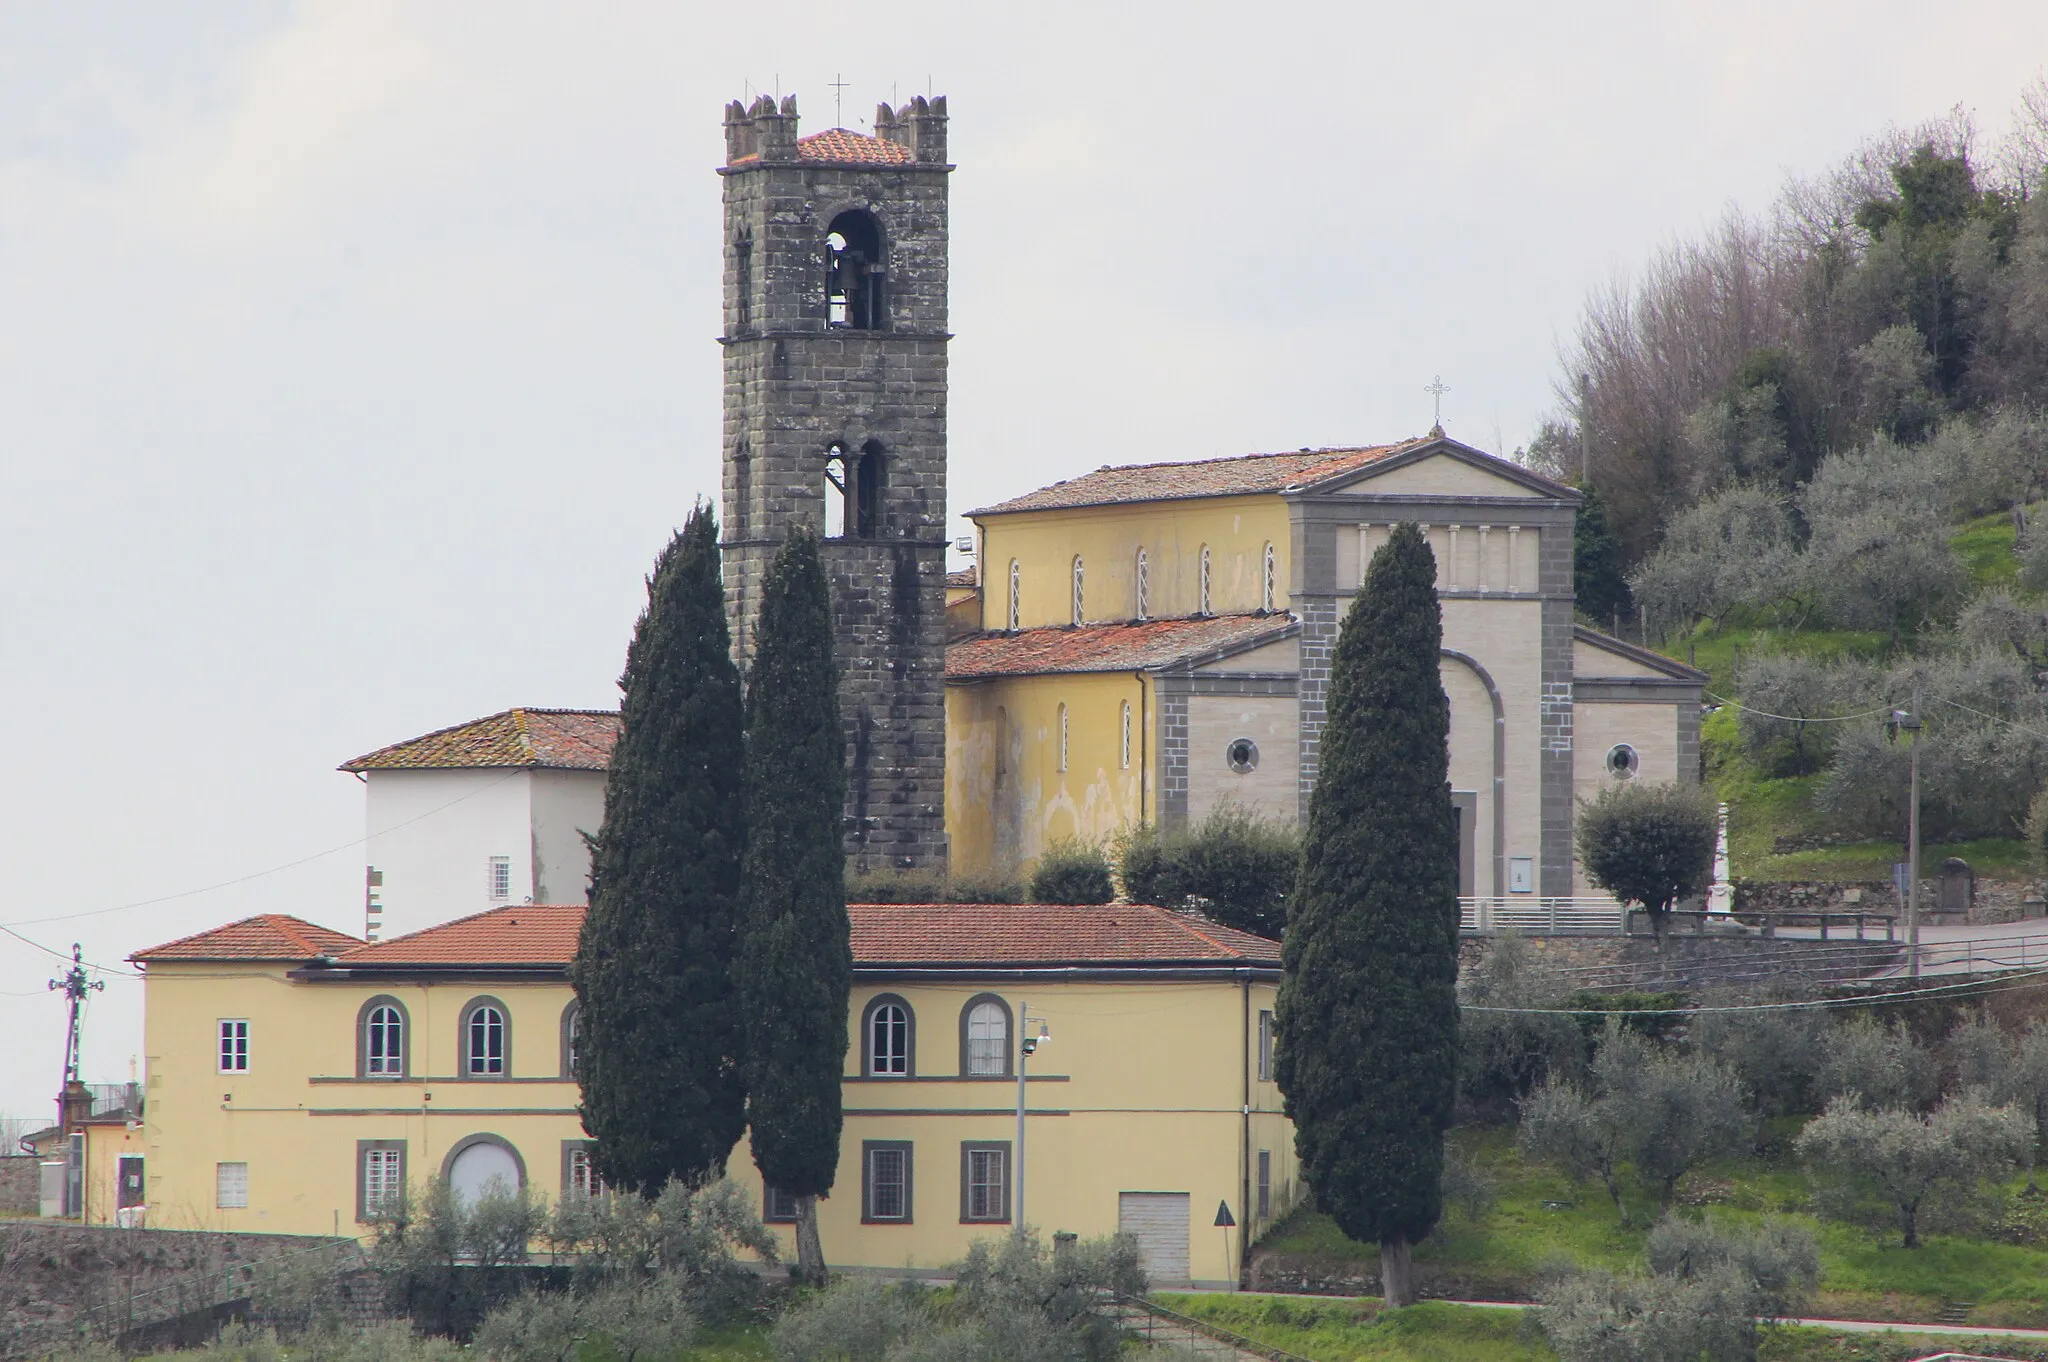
[946,672,1150,878]
[142,963,587,1238]
[978,498,1291,630]
[81,1122,147,1226]
[1572,701,1684,894]
[752,977,1290,1287]
[139,962,1293,1286]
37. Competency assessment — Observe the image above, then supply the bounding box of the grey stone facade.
[718,94,951,870]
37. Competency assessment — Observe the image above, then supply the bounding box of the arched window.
[960,995,1013,1077]
[461,998,509,1078]
[1263,542,1277,611]
[863,995,914,1076]
[825,210,885,330]
[1134,548,1149,619]
[823,441,885,539]
[441,1133,526,1208]
[1199,545,1212,615]
[358,996,408,1079]
[1057,703,1069,772]
[1121,701,1133,770]
[1071,556,1085,626]
[1007,559,1021,631]
[560,1002,582,1080]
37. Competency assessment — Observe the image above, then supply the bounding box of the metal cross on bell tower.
[1425,375,1450,436]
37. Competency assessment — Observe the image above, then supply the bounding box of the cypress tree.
[1274,521,1459,1309]
[571,505,748,1193]
[735,528,851,1286]
[1573,483,1631,625]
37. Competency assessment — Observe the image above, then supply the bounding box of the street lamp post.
[1892,702,1924,979]
[1015,1003,1049,1236]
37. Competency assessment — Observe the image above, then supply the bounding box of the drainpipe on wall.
[1134,672,1149,826]
[1238,969,1252,1288]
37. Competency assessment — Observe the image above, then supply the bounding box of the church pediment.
[1292,438,1576,503]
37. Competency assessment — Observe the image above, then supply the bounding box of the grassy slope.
[1170,1295,2048,1362]
[1681,512,2036,881]
[1252,1129,2048,1326]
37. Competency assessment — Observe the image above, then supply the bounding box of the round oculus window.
[1227,738,1259,773]
[1606,743,1640,778]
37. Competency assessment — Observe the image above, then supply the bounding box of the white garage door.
[448,1141,522,1208]
[1118,1191,1191,1286]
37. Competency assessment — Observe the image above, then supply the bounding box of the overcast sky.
[3,2,2045,1121]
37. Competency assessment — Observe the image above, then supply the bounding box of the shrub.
[1113,805,1299,937]
[844,868,1028,905]
[770,1232,1144,1362]
[1626,484,1801,633]
[371,1180,545,1338]
[1028,838,1114,904]
[474,1272,698,1362]
[1643,1214,1819,1323]
[1537,1263,1759,1362]
[1690,999,1829,1146]
[1456,934,1584,1120]
[542,1177,777,1323]
[1816,1016,1939,1112]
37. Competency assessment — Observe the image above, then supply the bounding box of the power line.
[1703,692,1895,724]
[0,769,523,930]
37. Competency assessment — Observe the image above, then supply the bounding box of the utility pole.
[1892,702,1924,978]
[48,944,104,1092]
[1014,1004,1050,1236]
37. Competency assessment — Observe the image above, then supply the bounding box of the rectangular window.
[862,1141,912,1223]
[219,1019,249,1073]
[357,1141,404,1222]
[1257,1150,1272,1220]
[764,1184,800,1223]
[564,1143,603,1200]
[216,1161,249,1209]
[960,1142,1010,1223]
[1257,1010,1274,1082]
[488,856,512,901]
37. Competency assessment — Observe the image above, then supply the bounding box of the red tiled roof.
[133,915,362,963]
[300,902,1277,970]
[851,902,1280,967]
[947,613,1296,679]
[946,566,979,588]
[969,441,1430,516]
[340,904,586,967]
[797,129,915,165]
[340,708,619,772]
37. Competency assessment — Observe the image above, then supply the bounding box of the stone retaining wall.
[0,1156,39,1216]
[1461,932,1903,993]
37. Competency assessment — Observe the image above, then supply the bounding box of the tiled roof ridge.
[133,913,362,962]
[1161,909,1246,957]
[340,901,541,957]
[1093,441,1414,479]
[339,707,621,772]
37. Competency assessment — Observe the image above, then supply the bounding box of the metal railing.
[1460,897,1627,936]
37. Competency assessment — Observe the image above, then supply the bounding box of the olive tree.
[1795,1092,2032,1247]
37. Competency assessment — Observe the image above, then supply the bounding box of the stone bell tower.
[718,92,951,871]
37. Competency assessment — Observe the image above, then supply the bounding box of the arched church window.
[1007,560,1021,631]
[1135,548,1149,619]
[1057,703,1069,772]
[1071,556,1085,626]
[1120,701,1132,770]
[1262,543,1277,611]
[1199,546,1212,615]
[825,211,885,330]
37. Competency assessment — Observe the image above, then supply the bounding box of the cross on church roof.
[1426,375,1450,435]
[830,72,850,128]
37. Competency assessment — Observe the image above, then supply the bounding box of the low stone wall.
[0,1157,39,1216]
[0,1221,359,1360]
[1461,933,1903,993]
[1737,877,2041,926]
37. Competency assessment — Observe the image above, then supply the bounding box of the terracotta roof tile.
[850,903,1280,967]
[308,903,1277,970]
[947,613,1296,678]
[945,566,979,588]
[133,915,362,963]
[340,904,585,967]
[797,129,915,165]
[968,441,1430,516]
[341,708,619,772]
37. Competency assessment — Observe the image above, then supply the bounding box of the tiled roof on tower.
[339,708,619,772]
[797,128,916,165]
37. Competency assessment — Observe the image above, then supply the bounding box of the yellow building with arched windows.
[943,432,1707,903]
[130,901,1291,1289]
